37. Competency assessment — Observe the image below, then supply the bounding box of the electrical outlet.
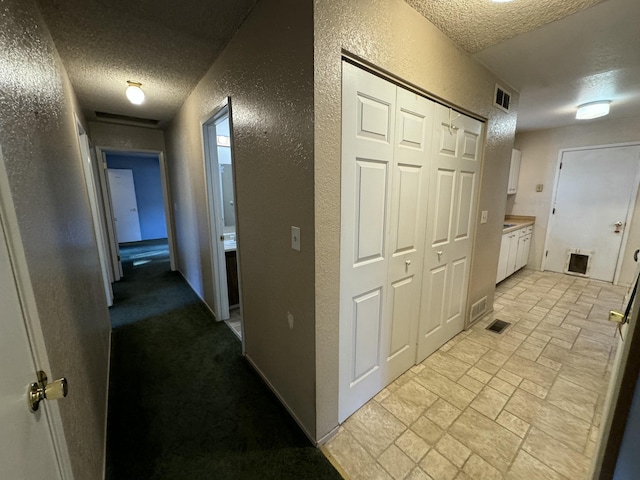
[287,311,294,330]
[480,210,488,224]
[536,184,544,192]
[291,226,301,251]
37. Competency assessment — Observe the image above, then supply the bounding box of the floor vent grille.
[486,319,510,334]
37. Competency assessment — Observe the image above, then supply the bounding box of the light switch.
[536,184,544,192]
[291,226,301,251]
[480,210,488,224]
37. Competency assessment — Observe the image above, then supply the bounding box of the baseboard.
[102,330,113,480]
[467,306,494,329]
[316,424,340,445]
[244,353,316,445]
[176,269,218,321]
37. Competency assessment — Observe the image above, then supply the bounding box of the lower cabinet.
[497,225,533,283]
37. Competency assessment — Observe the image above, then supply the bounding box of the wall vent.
[94,111,160,128]
[494,85,511,113]
[470,296,488,323]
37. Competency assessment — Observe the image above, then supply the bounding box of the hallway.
[325,269,625,480]
[105,258,341,479]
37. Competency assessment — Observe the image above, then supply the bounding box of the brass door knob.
[28,371,68,412]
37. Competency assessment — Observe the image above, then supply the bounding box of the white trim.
[95,146,178,274]
[75,119,113,306]
[591,276,640,476]
[541,141,640,284]
[95,147,122,281]
[245,353,316,445]
[0,147,74,479]
[316,425,339,446]
[177,270,218,320]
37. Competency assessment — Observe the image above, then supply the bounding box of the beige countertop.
[503,215,535,234]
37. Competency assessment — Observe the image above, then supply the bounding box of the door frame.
[95,147,177,275]
[0,146,74,479]
[201,98,243,333]
[592,267,640,477]
[75,119,114,306]
[541,142,640,285]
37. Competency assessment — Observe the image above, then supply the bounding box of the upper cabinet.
[508,148,521,195]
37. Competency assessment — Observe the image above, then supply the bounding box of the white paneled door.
[339,63,483,422]
[108,168,142,244]
[544,145,640,283]
[417,105,482,362]
[339,63,435,421]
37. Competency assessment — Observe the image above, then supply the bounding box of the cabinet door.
[496,233,510,283]
[516,234,531,270]
[506,232,519,276]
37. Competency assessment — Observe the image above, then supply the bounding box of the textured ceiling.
[405,0,607,53]
[36,0,257,127]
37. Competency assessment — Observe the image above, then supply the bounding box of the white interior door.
[107,168,142,244]
[544,145,640,282]
[203,109,231,321]
[0,208,63,479]
[385,88,433,381]
[339,63,434,421]
[417,104,482,362]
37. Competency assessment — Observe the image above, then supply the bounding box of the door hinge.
[552,208,556,214]
[117,255,121,261]
[559,163,563,170]
[545,250,548,257]
[103,161,108,169]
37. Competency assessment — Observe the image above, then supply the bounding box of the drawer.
[519,225,533,236]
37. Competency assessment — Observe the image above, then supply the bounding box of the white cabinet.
[508,149,521,195]
[497,224,533,283]
[515,226,533,271]
[496,231,518,283]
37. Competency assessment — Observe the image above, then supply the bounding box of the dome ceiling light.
[576,101,610,120]
[125,81,145,105]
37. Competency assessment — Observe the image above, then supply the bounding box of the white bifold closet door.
[339,62,483,422]
[417,105,482,362]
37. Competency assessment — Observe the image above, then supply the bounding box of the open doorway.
[203,101,243,340]
[105,152,170,274]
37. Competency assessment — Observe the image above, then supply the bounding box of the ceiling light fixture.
[576,101,610,120]
[491,0,514,3]
[125,81,145,105]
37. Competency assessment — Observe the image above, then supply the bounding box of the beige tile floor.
[225,307,243,339]
[325,268,627,480]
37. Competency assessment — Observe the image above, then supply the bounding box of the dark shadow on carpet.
[106,256,342,480]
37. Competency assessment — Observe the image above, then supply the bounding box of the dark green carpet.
[106,247,342,480]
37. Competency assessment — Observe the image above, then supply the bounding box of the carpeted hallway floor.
[106,241,342,479]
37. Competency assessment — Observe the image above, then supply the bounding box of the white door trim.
[0,146,74,479]
[541,142,640,285]
[75,120,113,306]
[202,102,231,322]
[95,146,178,274]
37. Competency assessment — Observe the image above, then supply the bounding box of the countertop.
[503,215,535,234]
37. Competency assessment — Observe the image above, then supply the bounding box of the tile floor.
[225,307,243,339]
[325,268,627,480]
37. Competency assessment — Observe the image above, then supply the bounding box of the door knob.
[615,221,624,233]
[28,371,68,412]
[437,250,443,260]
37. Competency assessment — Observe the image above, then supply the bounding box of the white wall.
[0,1,111,477]
[512,115,640,286]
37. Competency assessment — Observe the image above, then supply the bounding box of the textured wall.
[314,0,518,440]
[165,0,316,438]
[0,0,111,477]
[512,116,640,286]
[89,121,166,152]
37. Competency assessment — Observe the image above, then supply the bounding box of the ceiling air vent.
[494,85,511,113]
[94,111,160,128]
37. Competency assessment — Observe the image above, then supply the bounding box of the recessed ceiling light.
[576,101,610,120]
[492,0,514,3]
[125,81,145,105]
